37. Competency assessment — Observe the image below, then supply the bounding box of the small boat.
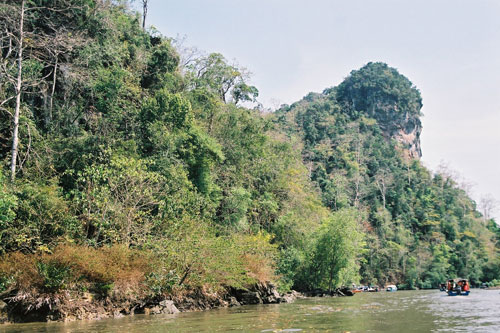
[447,290,470,296]
[350,284,364,293]
[386,285,397,292]
[446,279,470,296]
[351,284,367,293]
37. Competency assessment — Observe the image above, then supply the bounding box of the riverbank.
[0,282,300,324]
[0,242,285,324]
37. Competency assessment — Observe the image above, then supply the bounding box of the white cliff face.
[377,109,422,160]
[396,126,422,159]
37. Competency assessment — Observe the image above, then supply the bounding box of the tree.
[231,82,259,104]
[74,155,167,246]
[141,39,181,90]
[479,194,498,223]
[187,53,258,104]
[39,27,86,127]
[312,209,364,291]
[375,168,394,209]
[0,0,25,181]
[0,0,89,180]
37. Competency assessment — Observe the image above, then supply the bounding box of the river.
[2,289,500,332]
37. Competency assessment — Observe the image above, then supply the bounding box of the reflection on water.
[2,290,500,332]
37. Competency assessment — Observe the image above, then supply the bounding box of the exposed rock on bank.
[302,287,354,297]
[0,282,299,324]
[229,282,301,305]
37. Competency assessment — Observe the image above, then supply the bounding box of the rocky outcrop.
[142,300,179,316]
[0,300,7,323]
[230,282,299,305]
[302,287,354,297]
[374,104,422,159]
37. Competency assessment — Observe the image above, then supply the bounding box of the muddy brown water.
[2,289,500,332]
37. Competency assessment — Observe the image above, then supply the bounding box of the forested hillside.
[0,0,498,314]
[276,62,500,288]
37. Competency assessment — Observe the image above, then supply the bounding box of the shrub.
[0,252,41,290]
[0,274,14,294]
[145,270,179,295]
[0,171,18,254]
[0,244,156,295]
[36,261,71,291]
[1,180,78,253]
[0,235,278,298]
[235,232,278,284]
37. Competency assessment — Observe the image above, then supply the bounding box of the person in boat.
[463,280,470,292]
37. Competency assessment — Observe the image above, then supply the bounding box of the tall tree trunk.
[48,56,58,124]
[328,270,333,293]
[10,0,24,182]
[142,0,148,30]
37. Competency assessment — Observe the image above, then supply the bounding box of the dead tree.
[0,0,26,182]
[142,0,148,30]
[0,0,88,180]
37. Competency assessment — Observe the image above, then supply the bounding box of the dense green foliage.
[0,1,498,300]
[0,0,330,295]
[335,62,422,119]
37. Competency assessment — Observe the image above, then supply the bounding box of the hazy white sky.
[144,0,500,219]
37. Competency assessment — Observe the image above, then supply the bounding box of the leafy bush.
[235,232,278,284]
[0,274,14,294]
[485,279,500,287]
[276,247,304,292]
[36,261,71,291]
[145,270,179,295]
[2,180,77,253]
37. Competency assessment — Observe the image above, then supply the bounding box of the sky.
[142,0,500,219]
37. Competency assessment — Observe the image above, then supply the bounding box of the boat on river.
[446,279,470,296]
[386,284,397,292]
[351,285,379,293]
